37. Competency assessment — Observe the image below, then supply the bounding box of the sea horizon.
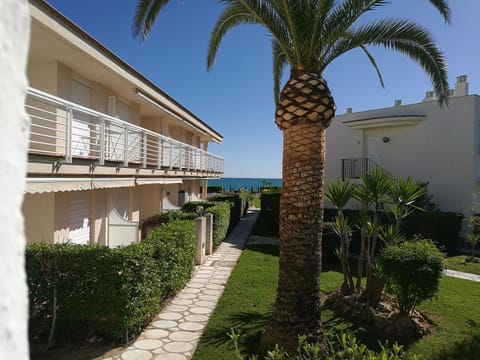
[207,177,282,191]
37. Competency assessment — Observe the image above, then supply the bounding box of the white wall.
[0,0,30,357]
[326,96,480,218]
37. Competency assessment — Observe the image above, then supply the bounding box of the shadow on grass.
[199,311,272,355]
[427,320,480,360]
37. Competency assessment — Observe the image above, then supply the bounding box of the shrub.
[141,220,196,295]
[141,211,197,238]
[26,219,197,346]
[182,201,217,213]
[228,329,414,359]
[402,211,464,255]
[379,238,444,315]
[206,202,231,248]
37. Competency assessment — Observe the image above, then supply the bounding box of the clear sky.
[46,0,479,178]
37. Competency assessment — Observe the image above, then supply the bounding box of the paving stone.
[190,277,209,283]
[163,341,194,353]
[178,322,204,331]
[176,293,197,299]
[186,282,204,288]
[142,329,169,339]
[134,339,164,350]
[171,299,193,306]
[198,294,218,301]
[121,349,153,360]
[154,354,186,360]
[190,307,213,315]
[169,331,200,341]
[210,279,227,284]
[158,312,183,321]
[185,314,209,322]
[202,289,222,296]
[181,288,201,294]
[164,305,188,312]
[152,320,177,329]
[194,300,216,308]
[206,284,224,290]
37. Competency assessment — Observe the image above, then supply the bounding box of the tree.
[133,0,451,352]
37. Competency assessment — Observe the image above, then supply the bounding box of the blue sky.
[46,0,480,178]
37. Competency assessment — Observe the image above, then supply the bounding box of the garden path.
[98,208,259,360]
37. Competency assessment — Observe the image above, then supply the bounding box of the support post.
[194,217,206,265]
[205,213,213,255]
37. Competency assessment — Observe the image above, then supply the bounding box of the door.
[71,80,92,157]
[365,136,381,163]
[68,191,91,245]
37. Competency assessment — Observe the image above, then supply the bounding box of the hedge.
[141,210,198,238]
[205,202,231,248]
[402,211,464,255]
[26,219,196,346]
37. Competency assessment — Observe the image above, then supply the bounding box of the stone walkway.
[444,268,480,282]
[99,209,259,360]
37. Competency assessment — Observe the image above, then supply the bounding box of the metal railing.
[341,157,382,181]
[25,87,224,174]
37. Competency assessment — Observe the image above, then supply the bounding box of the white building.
[23,0,224,247]
[326,75,479,232]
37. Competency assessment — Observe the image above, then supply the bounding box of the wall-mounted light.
[382,136,390,143]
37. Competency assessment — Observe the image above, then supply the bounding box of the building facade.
[326,76,480,232]
[23,0,224,247]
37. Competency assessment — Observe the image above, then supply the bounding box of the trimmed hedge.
[402,211,464,255]
[26,219,196,345]
[205,202,231,248]
[182,201,217,213]
[141,210,198,238]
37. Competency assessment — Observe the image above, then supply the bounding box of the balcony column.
[201,141,209,200]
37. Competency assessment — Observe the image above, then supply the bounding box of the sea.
[207,177,282,192]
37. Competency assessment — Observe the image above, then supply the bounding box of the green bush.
[141,220,196,295]
[26,219,196,345]
[402,211,464,255]
[379,238,444,314]
[260,192,280,235]
[206,202,231,248]
[141,210,197,238]
[182,201,217,213]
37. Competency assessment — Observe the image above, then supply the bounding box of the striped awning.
[91,178,136,189]
[25,178,91,194]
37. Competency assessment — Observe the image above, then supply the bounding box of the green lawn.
[444,255,480,275]
[194,245,480,360]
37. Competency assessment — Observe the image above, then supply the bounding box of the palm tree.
[133,0,451,352]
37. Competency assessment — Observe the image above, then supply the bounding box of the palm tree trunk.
[262,69,335,353]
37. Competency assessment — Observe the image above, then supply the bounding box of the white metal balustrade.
[25,87,224,174]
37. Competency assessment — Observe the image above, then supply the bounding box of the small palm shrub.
[379,238,444,315]
[228,329,419,359]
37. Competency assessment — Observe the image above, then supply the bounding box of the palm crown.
[134,0,450,103]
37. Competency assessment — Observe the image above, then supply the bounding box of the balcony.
[25,87,224,176]
[341,157,382,181]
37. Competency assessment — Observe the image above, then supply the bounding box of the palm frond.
[321,19,448,105]
[272,39,288,102]
[427,0,452,23]
[133,0,171,41]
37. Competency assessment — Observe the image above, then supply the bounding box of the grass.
[194,244,480,360]
[252,196,261,209]
[444,255,480,275]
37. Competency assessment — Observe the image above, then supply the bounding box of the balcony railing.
[25,87,224,174]
[341,157,381,181]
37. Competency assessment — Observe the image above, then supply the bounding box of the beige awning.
[25,178,91,194]
[92,178,136,189]
[136,178,183,186]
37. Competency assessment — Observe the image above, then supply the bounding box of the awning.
[136,178,183,186]
[25,178,91,194]
[92,178,136,189]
